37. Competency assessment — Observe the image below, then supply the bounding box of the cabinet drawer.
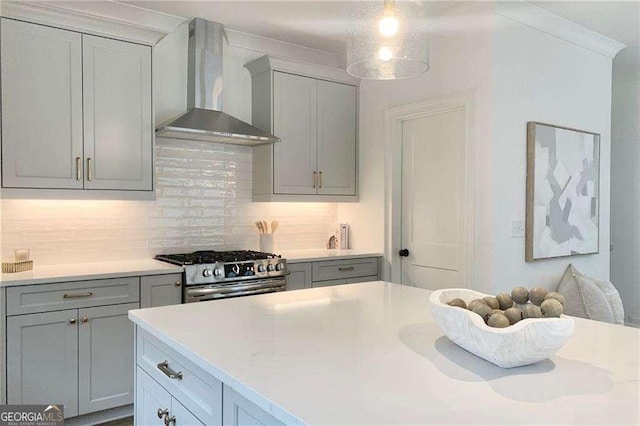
[137,328,222,426]
[7,277,139,315]
[311,275,379,288]
[312,257,378,282]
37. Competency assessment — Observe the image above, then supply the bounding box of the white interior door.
[400,108,467,289]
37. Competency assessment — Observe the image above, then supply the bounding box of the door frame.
[384,90,478,286]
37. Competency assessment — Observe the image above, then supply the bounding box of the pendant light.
[346,0,429,80]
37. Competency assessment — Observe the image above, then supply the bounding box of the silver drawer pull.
[164,414,176,426]
[338,266,355,271]
[63,292,93,299]
[157,408,169,419]
[157,360,183,380]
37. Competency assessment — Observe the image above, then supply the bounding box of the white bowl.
[429,288,575,368]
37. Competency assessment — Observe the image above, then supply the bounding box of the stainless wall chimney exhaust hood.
[156,19,280,146]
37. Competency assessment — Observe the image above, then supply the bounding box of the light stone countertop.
[128,281,640,425]
[280,249,383,263]
[0,259,184,287]
[0,251,383,287]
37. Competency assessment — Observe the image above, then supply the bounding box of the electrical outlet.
[511,220,525,238]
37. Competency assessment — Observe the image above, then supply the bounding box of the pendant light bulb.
[379,15,399,37]
[378,46,393,61]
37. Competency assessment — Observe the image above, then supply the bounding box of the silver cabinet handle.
[69,318,77,325]
[157,408,169,419]
[338,266,354,271]
[157,360,183,380]
[87,157,93,181]
[75,157,81,181]
[81,317,89,323]
[174,281,181,287]
[319,171,323,188]
[313,171,317,189]
[63,292,93,299]
[164,414,176,426]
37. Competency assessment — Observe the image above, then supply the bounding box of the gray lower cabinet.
[222,385,284,426]
[7,304,136,417]
[141,274,183,308]
[5,277,142,420]
[136,367,203,426]
[78,303,138,414]
[286,263,312,291]
[286,257,381,290]
[7,309,80,416]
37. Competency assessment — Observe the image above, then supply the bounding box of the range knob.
[257,263,266,273]
[202,268,213,277]
[213,268,224,277]
[275,262,285,271]
[267,264,276,272]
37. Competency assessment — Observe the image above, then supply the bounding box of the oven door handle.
[210,286,285,299]
[188,285,285,301]
[188,280,285,297]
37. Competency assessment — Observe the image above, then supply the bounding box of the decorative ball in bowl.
[429,288,575,368]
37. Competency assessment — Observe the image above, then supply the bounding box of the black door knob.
[399,249,410,257]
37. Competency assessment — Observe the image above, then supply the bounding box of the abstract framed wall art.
[525,122,600,261]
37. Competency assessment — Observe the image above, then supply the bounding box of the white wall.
[610,61,640,326]
[491,16,613,293]
[338,11,615,294]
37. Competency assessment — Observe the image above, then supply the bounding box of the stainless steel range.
[155,250,287,303]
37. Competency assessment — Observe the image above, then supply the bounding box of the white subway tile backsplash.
[1,137,338,264]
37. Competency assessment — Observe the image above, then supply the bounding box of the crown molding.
[244,55,359,86]
[226,28,342,69]
[0,1,187,45]
[495,1,626,58]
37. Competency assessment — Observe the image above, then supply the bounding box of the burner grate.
[155,250,280,265]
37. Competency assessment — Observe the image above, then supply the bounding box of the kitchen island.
[128,281,639,425]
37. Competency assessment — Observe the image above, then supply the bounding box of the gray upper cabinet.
[82,35,153,191]
[316,80,357,196]
[0,18,153,195]
[1,19,83,189]
[273,72,318,195]
[245,55,359,202]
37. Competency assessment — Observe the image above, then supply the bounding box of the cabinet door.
[82,35,152,191]
[172,397,205,426]
[78,303,138,414]
[1,19,83,189]
[7,310,79,417]
[141,274,183,308]
[316,80,357,195]
[135,367,171,426]
[222,385,285,426]
[286,263,312,291]
[273,72,317,195]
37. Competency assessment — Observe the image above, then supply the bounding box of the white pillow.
[557,265,623,324]
[573,267,625,325]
